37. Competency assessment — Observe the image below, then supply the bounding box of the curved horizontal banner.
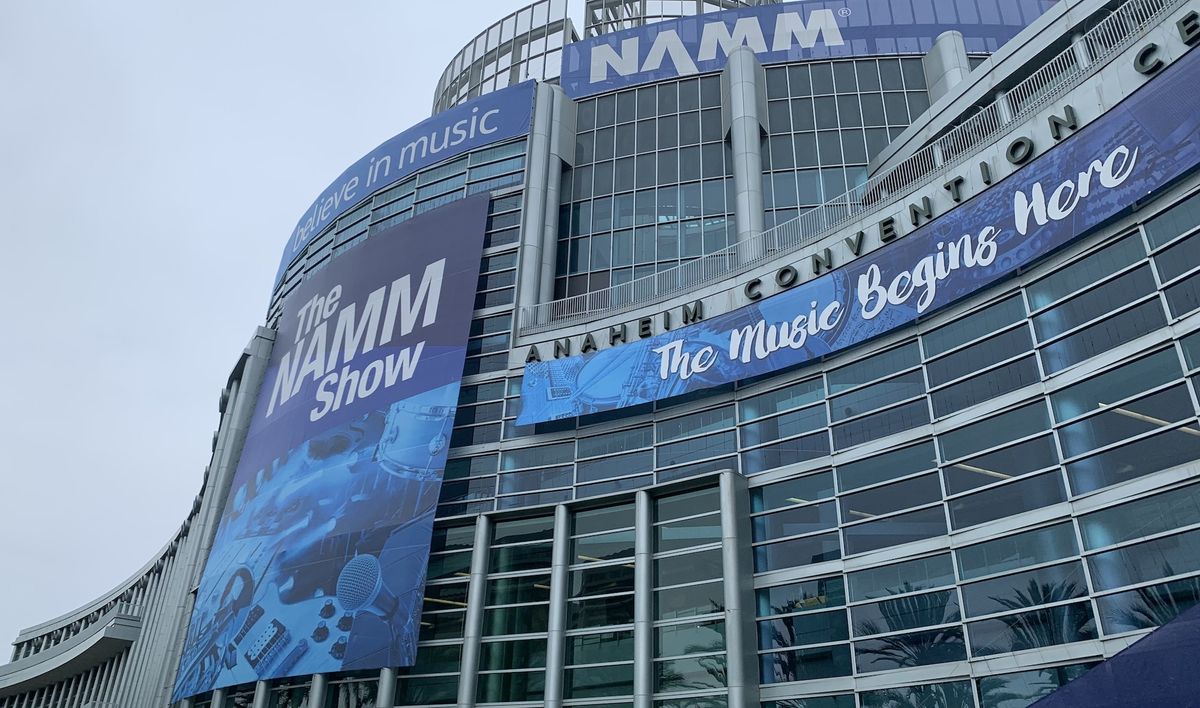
[519,47,1200,425]
[175,195,490,699]
[561,0,1055,98]
[273,81,535,289]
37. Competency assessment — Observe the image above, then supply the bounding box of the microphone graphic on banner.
[336,554,398,620]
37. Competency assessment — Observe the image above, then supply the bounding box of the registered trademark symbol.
[838,7,852,16]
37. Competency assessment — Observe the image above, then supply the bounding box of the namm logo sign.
[558,0,1056,98]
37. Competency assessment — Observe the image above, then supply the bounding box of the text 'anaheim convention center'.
[5,0,1200,706]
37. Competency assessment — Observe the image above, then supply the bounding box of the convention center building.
[4,0,1200,706]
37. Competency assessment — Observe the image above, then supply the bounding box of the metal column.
[456,515,493,707]
[376,667,396,707]
[633,490,654,708]
[543,504,572,707]
[517,83,556,315]
[722,47,767,251]
[252,680,269,708]
[308,674,326,708]
[719,471,759,706]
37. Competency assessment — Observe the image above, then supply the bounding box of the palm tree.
[982,579,1094,654]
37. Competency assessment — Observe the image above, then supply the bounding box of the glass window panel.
[939,402,1049,462]
[564,663,634,699]
[569,594,635,628]
[483,604,549,635]
[961,560,1086,618]
[948,471,1066,530]
[753,500,838,542]
[861,681,973,708]
[501,443,574,471]
[1144,190,1200,248]
[1027,235,1145,309]
[656,619,725,657]
[927,326,1033,387]
[755,531,842,572]
[657,512,721,552]
[1050,349,1183,422]
[751,471,835,512]
[957,522,1079,581]
[655,656,726,692]
[943,435,1059,495]
[842,506,947,556]
[578,427,653,458]
[487,574,551,605]
[758,609,848,650]
[475,670,545,703]
[490,542,553,573]
[830,370,925,422]
[657,580,725,620]
[976,663,1098,708]
[828,342,921,393]
[656,405,735,442]
[568,629,634,665]
[499,465,572,494]
[577,450,654,483]
[741,432,831,474]
[757,576,846,617]
[480,638,547,670]
[854,627,966,673]
[851,590,960,638]
[832,399,929,451]
[967,601,1096,656]
[1095,575,1200,634]
[837,441,937,492]
[840,472,941,521]
[571,564,635,597]
[848,553,955,602]
[1057,384,1194,458]
[1033,265,1156,341]
[574,502,635,535]
[1066,424,1200,494]
[1079,482,1200,550]
[1088,527,1200,590]
[760,644,852,684]
[658,430,737,467]
[656,487,719,521]
[657,549,723,586]
[741,404,827,446]
[573,529,635,565]
[1040,298,1167,374]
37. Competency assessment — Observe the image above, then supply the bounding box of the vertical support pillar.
[722,47,767,253]
[543,504,572,707]
[180,698,194,708]
[994,89,1013,123]
[516,81,571,326]
[456,515,493,707]
[633,490,654,708]
[308,674,327,708]
[211,687,226,708]
[252,680,269,708]
[540,85,575,304]
[719,471,759,706]
[922,31,970,105]
[376,667,396,707]
[1071,31,1092,70]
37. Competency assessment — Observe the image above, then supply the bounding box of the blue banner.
[520,47,1200,425]
[560,0,1055,98]
[273,81,535,289]
[174,195,491,700]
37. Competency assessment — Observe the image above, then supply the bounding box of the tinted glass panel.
[753,501,838,542]
[760,644,852,684]
[842,507,947,555]
[967,602,1096,656]
[751,471,835,512]
[957,522,1078,581]
[848,553,955,602]
[1095,575,1200,634]
[1079,483,1200,550]
[755,532,842,571]
[948,471,1066,530]
[854,627,966,672]
[942,435,1059,495]
[1088,527,1200,590]
[757,576,846,617]
[837,441,936,491]
[1066,425,1200,494]
[851,590,960,637]
[960,560,1086,618]
[759,609,848,650]
[840,472,941,521]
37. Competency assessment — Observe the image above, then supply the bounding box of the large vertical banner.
[173,194,490,700]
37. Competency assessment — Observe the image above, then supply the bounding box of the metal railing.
[519,0,1179,334]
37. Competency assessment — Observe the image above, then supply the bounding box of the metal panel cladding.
[173,194,491,699]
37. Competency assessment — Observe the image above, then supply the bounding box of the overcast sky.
[0,0,532,654]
